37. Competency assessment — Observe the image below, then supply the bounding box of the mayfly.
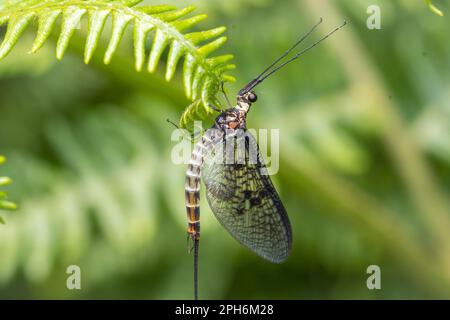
[185,18,347,300]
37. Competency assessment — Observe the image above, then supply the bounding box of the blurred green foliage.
[1,0,450,299]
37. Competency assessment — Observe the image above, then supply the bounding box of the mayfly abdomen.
[185,144,203,241]
[185,132,219,241]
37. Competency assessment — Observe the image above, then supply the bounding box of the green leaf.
[0,177,13,186]
[0,200,17,210]
[30,9,61,53]
[104,11,133,64]
[56,7,87,60]
[0,12,34,59]
[0,155,16,212]
[425,0,444,16]
[84,9,110,64]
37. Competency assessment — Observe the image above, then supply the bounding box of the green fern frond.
[0,0,236,125]
[179,98,207,131]
[0,155,17,220]
[425,0,444,16]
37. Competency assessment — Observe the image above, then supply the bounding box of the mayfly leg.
[167,118,202,143]
[221,81,232,108]
[207,103,222,113]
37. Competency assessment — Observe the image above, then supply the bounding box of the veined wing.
[202,129,292,263]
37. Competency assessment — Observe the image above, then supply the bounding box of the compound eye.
[248,92,258,103]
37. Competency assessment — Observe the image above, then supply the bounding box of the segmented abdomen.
[185,134,216,241]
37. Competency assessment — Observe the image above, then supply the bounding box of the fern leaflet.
[0,155,17,220]
[424,0,444,16]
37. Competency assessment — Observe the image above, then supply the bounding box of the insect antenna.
[239,19,347,94]
[167,118,204,143]
[255,17,323,81]
[259,20,347,81]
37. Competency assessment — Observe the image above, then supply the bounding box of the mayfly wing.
[202,129,292,263]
